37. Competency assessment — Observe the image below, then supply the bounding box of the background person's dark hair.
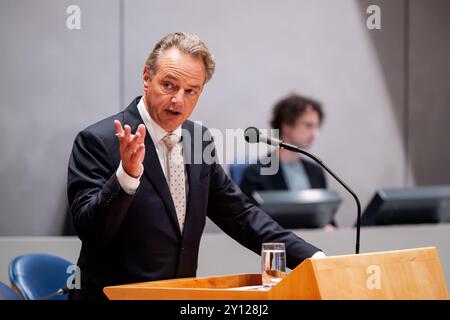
[270,94,324,136]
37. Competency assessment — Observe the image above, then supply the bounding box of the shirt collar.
[137,96,182,144]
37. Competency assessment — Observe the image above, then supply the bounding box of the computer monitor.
[252,189,342,229]
[360,185,450,226]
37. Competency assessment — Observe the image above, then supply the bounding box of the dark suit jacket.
[239,156,336,226]
[67,97,321,300]
[240,157,327,201]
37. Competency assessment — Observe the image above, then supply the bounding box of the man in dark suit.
[240,94,336,229]
[67,32,324,300]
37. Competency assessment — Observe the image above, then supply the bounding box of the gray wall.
[0,0,449,235]
[0,0,121,235]
[409,0,450,185]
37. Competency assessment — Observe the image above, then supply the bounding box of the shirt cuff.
[311,251,326,259]
[116,161,143,195]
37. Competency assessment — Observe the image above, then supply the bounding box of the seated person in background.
[240,94,336,230]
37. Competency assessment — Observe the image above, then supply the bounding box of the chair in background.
[0,281,21,300]
[229,164,249,185]
[9,253,73,300]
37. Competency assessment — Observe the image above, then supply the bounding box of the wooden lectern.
[103,247,448,300]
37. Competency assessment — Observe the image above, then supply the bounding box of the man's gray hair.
[145,32,216,83]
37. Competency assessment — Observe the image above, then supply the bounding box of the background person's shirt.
[280,160,311,190]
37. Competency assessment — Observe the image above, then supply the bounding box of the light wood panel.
[104,247,448,300]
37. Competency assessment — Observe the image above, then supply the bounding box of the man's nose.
[171,89,185,105]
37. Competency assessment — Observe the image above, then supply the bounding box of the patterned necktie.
[162,133,186,233]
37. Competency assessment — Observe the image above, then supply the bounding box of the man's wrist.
[311,251,326,259]
[116,161,143,195]
[122,164,142,179]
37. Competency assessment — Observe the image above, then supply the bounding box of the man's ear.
[143,67,150,91]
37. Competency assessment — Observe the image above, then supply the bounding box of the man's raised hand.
[114,120,146,178]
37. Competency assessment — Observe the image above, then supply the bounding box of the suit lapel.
[142,133,182,236]
[123,97,182,237]
[269,152,288,190]
[181,121,203,238]
[272,168,288,189]
[302,160,317,188]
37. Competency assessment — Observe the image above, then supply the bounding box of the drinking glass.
[261,243,286,288]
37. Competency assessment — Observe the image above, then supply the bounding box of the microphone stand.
[279,141,362,254]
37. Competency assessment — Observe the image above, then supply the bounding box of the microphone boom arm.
[280,141,361,254]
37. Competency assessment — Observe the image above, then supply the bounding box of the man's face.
[282,106,321,149]
[143,48,206,132]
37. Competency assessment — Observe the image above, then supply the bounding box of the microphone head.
[244,127,260,143]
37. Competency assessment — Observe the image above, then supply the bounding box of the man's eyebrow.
[162,75,178,81]
[162,75,201,89]
[188,83,202,90]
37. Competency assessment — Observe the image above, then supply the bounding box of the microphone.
[244,127,362,254]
